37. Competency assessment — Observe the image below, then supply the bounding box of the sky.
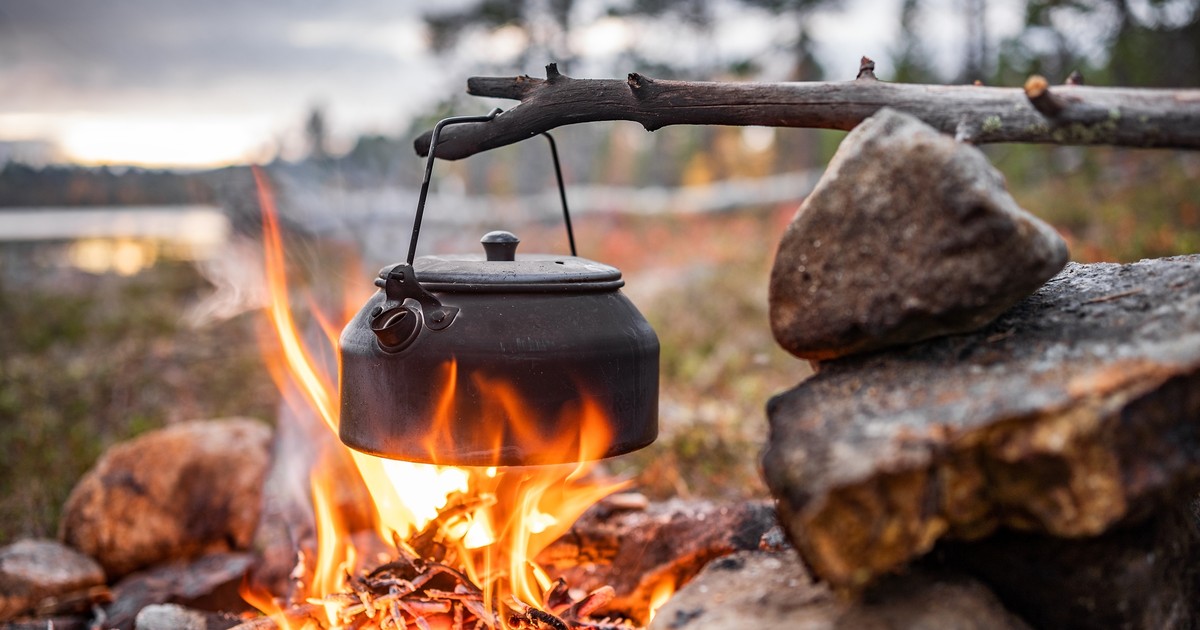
[0,0,458,166]
[0,0,1024,169]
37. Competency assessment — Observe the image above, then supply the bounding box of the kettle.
[338,111,659,467]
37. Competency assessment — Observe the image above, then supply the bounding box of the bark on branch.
[414,59,1200,160]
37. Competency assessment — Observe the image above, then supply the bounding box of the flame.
[647,578,676,623]
[245,166,628,628]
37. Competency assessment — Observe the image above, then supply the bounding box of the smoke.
[184,236,270,327]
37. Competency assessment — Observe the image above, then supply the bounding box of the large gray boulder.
[769,108,1068,360]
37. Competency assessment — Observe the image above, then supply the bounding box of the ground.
[0,145,1196,544]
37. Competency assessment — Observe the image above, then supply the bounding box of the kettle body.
[338,247,659,467]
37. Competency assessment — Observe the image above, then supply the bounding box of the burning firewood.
[233,543,636,630]
[235,488,648,630]
[236,497,779,630]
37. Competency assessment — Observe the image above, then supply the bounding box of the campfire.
[237,167,661,630]
[5,58,1199,630]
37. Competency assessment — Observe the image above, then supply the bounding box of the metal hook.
[541,132,577,257]
[406,111,578,264]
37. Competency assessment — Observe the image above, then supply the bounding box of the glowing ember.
[242,167,636,629]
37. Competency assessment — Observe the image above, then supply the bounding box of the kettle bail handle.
[407,111,577,265]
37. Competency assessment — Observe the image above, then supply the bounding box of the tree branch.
[414,59,1200,160]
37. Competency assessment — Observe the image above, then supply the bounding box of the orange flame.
[647,577,676,623]
[245,166,627,628]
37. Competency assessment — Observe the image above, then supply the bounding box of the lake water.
[0,205,229,277]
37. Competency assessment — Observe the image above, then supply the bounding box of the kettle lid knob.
[480,231,520,261]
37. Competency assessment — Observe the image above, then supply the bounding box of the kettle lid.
[409,230,624,293]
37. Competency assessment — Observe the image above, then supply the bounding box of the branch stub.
[857,56,877,80]
[1025,75,1067,118]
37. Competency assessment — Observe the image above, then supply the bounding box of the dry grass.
[0,259,276,543]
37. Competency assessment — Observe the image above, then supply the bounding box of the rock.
[537,499,779,626]
[105,552,254,630]
[935,499,1200,629]
[763,256,1200,590]
[649,549,1029,629]
[133,603,241,630]
[134,604,206,630]
[769,107,1068,360]
[0,539,105,622]
[60,419,272,580]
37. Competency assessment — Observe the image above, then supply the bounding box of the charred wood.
[536,499,779,627]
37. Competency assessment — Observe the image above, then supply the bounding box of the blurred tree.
[617,0,713,24]
[960,0,989,82]
[306,106,330,162]
[420,0,842,182]
[426,0,577,70]
[995,0,1200,87]
[1105,0,1200,86]
[890,0,939,82]
[736,0,831,81]
[424,0,839,81]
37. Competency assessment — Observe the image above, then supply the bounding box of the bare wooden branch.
[414,59,1200,160]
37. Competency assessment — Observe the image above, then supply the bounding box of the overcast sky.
[0,0,461,165]
[0,0,1022,167]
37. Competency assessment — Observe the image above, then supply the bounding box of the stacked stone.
[717,108,1200,628]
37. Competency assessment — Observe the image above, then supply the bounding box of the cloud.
[0,1,437,108]
[0,0,477,162]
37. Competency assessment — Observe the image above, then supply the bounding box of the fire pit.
[237,121,670,630]
[6,60,1200,630]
